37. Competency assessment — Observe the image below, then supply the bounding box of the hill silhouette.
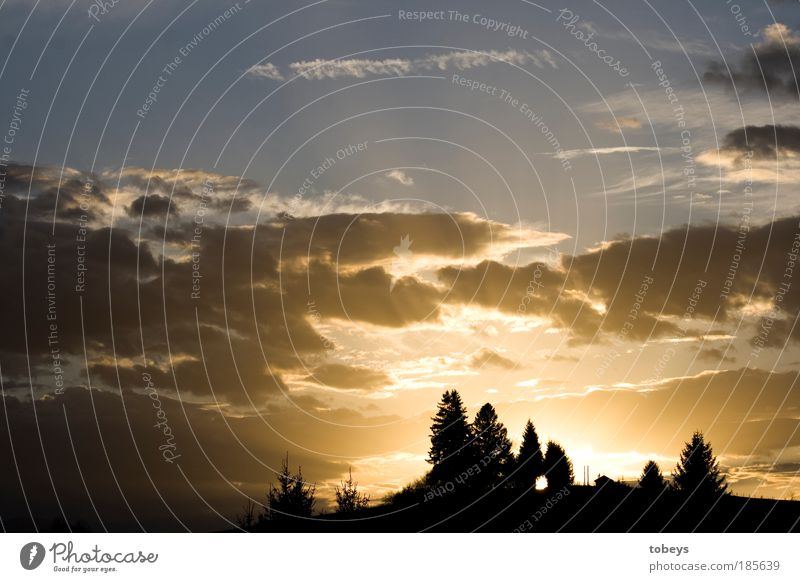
[243,389,800,533]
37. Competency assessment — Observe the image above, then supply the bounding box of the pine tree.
[515,419,544,489]
[672,431,727,498]
[335,467,370,513]
[428,389,472,483]
[266,454,316,520]
[543,440,574,490]
[471,403,515,488]
[639,460,667,492]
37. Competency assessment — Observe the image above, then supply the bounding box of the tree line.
[242,388,728,524]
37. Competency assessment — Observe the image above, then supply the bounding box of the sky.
[2,0,800,531]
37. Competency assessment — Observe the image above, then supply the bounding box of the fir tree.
[335,467,370,513]
[543,440,574,490]
[515,419,544,489]
[428,389,472,483]
[672,431,727,498]
[265,454,316,520]
[471,403,515,488]
[639,460,667,492]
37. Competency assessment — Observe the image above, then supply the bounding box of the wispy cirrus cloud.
[551,145,665,161]
[247,49,557,81]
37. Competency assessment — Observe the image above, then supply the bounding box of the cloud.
[697,125,800,183]
[467,348,517,370]
[250,49,558,81]
[128,194,176,217]
[594,116,642,133]
[385,170,414,187]
[305,364,391,391]
[552,146,664,161]
[289,57,413,80]
[720,124,800,160]
[246,62,284,80]
[704,23,800,99]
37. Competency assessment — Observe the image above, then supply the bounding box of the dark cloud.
[129,194,176,217]
[467,347,517,369]
[704,24,800,99]
[275,211,553,267]
[719,124,800,161]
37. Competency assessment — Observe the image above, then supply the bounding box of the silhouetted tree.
[515,419,544,488]
[471,403,515,487]
[428,389,472,483]
[335,468,370,513]
[672,431,727,498]
[235,500,258,529]
[266,454,316,520]
[543,440,574,490]
[639,460,667,492]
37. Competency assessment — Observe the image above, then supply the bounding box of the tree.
[335,468,370,513]
[266,454,316,520]
[428,389,472,483]
[672,431,727,498]
[639,460,667,492]
[515,419,544,489]
[471,403,515,488]
[235,500,258,529]
[543,440,574,490]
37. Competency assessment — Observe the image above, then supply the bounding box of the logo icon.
[20,542,46,570]
[390,234,413,291]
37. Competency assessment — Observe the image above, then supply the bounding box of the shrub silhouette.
[428,389,472,484]
[265,454,316,520]
[515,419,544,489]
[543,440,574,490]
[335,468,370,513]
[639,460,667,492]
[672,431,728,499]
[471,403,515,488]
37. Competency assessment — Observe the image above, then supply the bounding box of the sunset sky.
[2,0,800,531]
